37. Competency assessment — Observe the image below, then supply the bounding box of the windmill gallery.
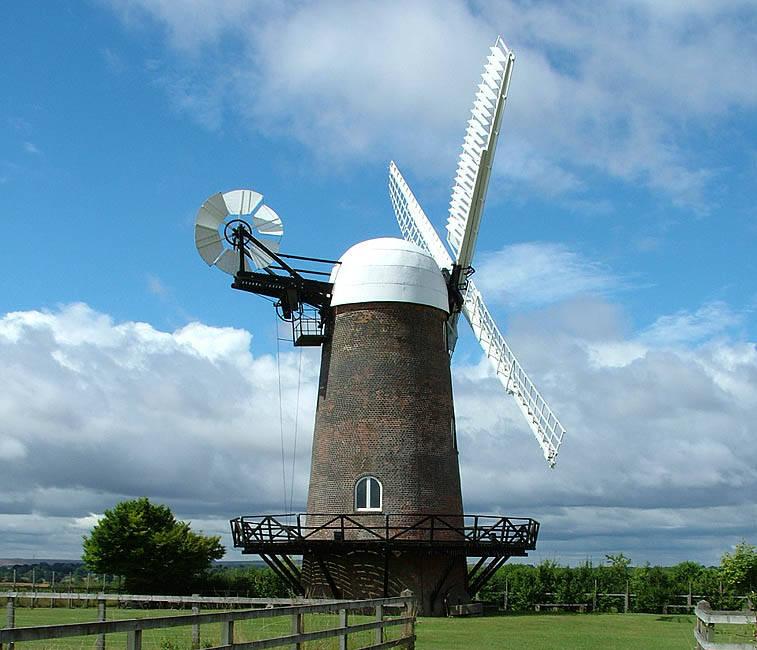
[194,37,565,617]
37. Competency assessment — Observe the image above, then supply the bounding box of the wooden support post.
[291,612,303,650]
[401,589,416,650]
[221,620,235,646]
[126,629,142,650]
[5,595,15,650]
[504,578,509,611]
[593,579,598,612]
[374,604,384,645]
[338,609,348,650]
[687,581,692,607]
[191,596,201,650]
[96,594,106,650]
[624,581,630,613]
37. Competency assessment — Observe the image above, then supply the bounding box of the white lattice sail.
[447,37,515,270]
[389,160,566,467]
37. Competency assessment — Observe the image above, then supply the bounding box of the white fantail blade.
[195,224,224,266]
[223,189,263,216]
[462,278,566,467]
[195,192,229,230]
[252,204,284,236]
[446,35,515,271]
[215,248,247,275]
[193,189,284,274]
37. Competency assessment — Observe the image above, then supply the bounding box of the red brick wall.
[302,301,468,615]
[306,301,464,519]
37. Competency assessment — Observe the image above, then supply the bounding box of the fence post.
[5,596,15,650]
[374,604,384,645]
[696,600,714,644]
[191,595,201,650]
[503,578,509,611]
[96,594,106,650]
[401,589,416,649]
[126,629,142,650]
[624,581,630,613]
[291,611,303,650]
[592,579,598,612]
[338,608,348,650]
[221,620,235,646]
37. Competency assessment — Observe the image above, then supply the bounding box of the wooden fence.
[0,593,416,650]
[694,600,755,650]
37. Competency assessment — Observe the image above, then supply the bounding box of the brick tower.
[301,238,467,615]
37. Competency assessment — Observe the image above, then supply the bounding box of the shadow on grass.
[654,615,693,623]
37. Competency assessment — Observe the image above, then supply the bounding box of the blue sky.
[1,1,756,565]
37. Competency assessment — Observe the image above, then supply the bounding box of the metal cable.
[288,346,303,515]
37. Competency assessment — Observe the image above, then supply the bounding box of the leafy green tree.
[720,540,757,594]
[632,564,673,612]
[669,560,703,595]
[82,497,225,594]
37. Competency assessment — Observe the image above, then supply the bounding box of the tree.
[720,540,757,594]
[632,564,673,612]
[82,497,225,594]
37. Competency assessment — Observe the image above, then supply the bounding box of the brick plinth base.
[302,548,468,616]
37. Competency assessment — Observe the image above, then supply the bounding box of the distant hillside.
[0,559,83,567]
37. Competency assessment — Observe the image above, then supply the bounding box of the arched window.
[355,476,382,512]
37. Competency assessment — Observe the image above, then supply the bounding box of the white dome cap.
[330,238,449,313]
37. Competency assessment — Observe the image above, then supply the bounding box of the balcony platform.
[230,513,539,598]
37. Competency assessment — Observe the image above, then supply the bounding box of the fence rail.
[3,591,338,607]
[0,593,416,650]
[694,600,756,650]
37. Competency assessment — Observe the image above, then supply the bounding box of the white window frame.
[354,476,383,512]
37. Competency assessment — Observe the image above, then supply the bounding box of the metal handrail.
[231,513,539,549]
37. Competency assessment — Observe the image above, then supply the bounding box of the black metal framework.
[230,513,539,596]
[225,221,336,346]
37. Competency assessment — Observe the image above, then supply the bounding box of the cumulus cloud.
[105,0,757,207]
[476,242,626,309]
[641,302,743,347]
[453,297,757,564]
[1,301,755,564]
[0,303,319,557]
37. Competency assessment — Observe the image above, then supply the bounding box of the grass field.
[6,607,756,649]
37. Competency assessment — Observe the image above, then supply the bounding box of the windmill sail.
[447,37,515,271]
[389,161,566,467]
[389,161,453,270]
[460,280,566,467]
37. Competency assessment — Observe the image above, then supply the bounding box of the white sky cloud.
[640,302,743,347]
[476,242,625,308]
[1,302,754,564]
[106,0,757,208]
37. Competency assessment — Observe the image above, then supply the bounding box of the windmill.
[196,36,565,616]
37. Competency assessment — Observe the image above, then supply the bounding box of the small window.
[355,476,382,511]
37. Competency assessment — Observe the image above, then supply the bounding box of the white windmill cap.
[330,238,449,313]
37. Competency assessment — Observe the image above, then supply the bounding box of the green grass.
[6,607,755,649]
